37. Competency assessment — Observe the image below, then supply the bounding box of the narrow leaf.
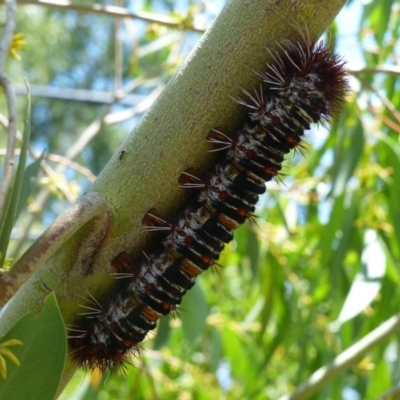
[0,93,31,268]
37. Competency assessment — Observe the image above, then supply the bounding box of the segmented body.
[69,41,348,371]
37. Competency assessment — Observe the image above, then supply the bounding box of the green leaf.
[153,314,171,350]
[331,118,364,198]
[0,94,31,268]
[15,151,45,221]
[221,325,258,394]
[332,230,386,327]
[367,353,391,398]
[209,327,223,372]
[181,281,208,343]
[0,293,67,400]
[257,251,276,338]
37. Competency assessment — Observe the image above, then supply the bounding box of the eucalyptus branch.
[279,313,400,400]
[15,0,207,32]
[349,65,400,77]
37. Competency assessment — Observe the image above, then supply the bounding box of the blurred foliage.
[1,0,400,399]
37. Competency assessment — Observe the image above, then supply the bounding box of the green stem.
[279,313,400,400]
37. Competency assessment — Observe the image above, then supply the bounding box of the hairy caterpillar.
[68,39,348,371]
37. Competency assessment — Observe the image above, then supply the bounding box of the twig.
[349,65,400,77]
[0,0,18,218]
[279,313,400,400]
[0,149,97,182]
[12,83,149,104]
[356,77,400,126]
[40,154,96,181]
[366,103,400,135]
[16,0,206,32]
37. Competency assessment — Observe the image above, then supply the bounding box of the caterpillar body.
[68,40,348,371]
